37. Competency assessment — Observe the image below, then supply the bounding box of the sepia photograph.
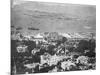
[11,0,96,75]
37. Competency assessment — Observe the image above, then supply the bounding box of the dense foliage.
[11,33,96,74]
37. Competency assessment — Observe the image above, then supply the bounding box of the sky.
[12,0,96,5]
[11,0,96,34]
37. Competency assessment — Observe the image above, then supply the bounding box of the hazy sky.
[12,0,96,5]
[11,0,96,34]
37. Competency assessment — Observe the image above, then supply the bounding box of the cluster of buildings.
[11,32,96,74]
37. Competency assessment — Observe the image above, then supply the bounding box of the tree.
[61,37,67,43]
[76,40,89,53]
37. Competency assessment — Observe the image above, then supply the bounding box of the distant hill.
[11,1,96,34]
